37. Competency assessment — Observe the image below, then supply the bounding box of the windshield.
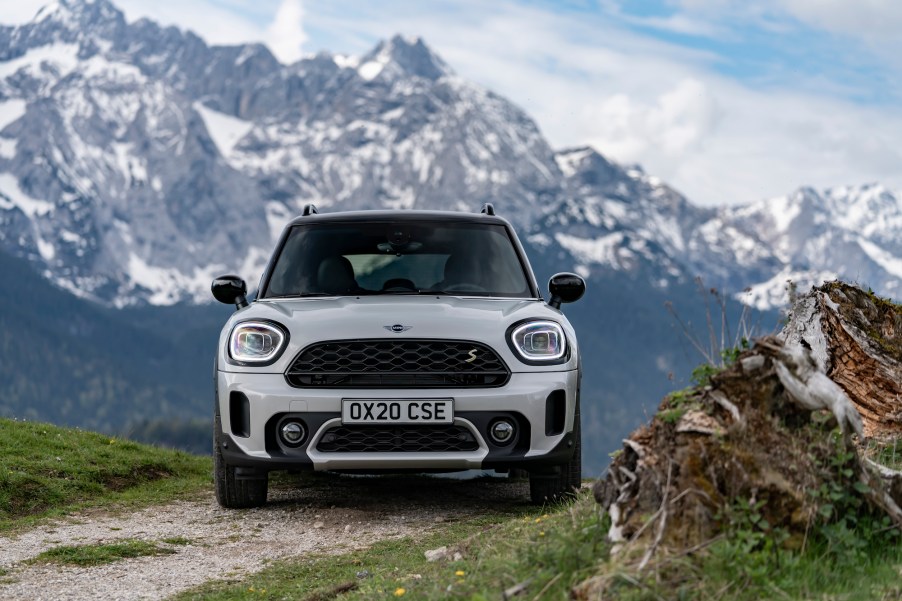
[262,221,534,298]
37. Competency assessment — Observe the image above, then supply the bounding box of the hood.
[217,295,578,374]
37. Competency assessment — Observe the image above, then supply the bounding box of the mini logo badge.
[465,349,478,363]
[384,324,412,333]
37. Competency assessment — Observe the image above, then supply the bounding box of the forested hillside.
[3,249,229,436]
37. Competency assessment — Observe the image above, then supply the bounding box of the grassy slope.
[0,418,210,531]
[175,493,605,601]
[176,490,902,601]
[5,414,901,599]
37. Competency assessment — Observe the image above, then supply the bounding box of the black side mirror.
[548,272,586,309]
[212,275,249,310]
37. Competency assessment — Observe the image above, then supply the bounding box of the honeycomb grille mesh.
[316,425,479,453]
[285,339,510,388]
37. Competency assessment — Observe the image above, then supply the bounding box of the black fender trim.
[480,430,576,473]
[215,416,316,472]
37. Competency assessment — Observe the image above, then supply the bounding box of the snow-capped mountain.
[713,184,902,309]
[535,146,902,309]
[0,0,559,305]
[535,147,714,287]
[1,0,901,311]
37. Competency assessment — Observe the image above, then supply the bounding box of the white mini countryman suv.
[211,205,586,507]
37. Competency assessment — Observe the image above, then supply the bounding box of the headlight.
[228,321,287,364]
[509,320,567,362]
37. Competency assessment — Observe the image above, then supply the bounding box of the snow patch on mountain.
[358,60,385,81]
[740,267,837,311]
[857,238,902,281]
[0,43,80,81]
[0,138,16,159]
[80,54,144,82]
[0,99,27,132]
[554,148,593,178]
[332,54,359,69]
[193,102,255,158]
[111,143,148,185]
[125,253,227,306]
[555,232,635,270]
[36,236,55,260]
[764,193,802,232]
[0,173,53,217]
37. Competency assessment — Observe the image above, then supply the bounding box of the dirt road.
[0,473,530,600]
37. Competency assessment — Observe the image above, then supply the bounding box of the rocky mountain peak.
[555,146,630,189]
[5,0,126,59]
[32,0,124,26]
[357,35,452,82]
[1,0,901,311]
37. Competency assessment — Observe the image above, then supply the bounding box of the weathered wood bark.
[592,336,876,551]
[783,282,902,438]
[581,283,902,598]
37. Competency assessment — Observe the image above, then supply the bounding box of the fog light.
[490,420,515,445]
[280,421,306,446]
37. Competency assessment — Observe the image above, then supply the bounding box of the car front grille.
[285,339,510,388]
[316,425,479,453]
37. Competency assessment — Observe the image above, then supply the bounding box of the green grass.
[30,539,176,567]
[162,536,194,546]
[171,486,902,601]
[0,417,211,531]
[594,531,902,601]
[7,413,902,599]
[175,492,607,600]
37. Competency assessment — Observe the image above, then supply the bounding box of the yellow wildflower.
[455,570,466,577]
[394,588,406,597]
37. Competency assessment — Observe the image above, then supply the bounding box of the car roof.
[285,209,512,227]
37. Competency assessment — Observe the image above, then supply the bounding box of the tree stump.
[582,282,902,598]
[783,282,902,438]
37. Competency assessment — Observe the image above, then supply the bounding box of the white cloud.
[264,0,307,64]
[664,0,902,68]
[301,0,902,205]
[120,0,278,46]
[672,0,902,39]
[785,0,902,35]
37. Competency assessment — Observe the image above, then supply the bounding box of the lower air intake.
[316,425,479,453]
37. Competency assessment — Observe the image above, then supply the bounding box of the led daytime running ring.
[510,320,566,361]
[229,321,287,364]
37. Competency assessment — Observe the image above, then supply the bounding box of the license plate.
[341,399,454,425]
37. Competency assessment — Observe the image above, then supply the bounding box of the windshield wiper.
[266,292,334,299]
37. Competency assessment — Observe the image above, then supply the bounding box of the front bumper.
[216,370,579,473]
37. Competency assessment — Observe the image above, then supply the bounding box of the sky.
[5,0,902,207]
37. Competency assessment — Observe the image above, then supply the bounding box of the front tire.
[529,403,581,504]
[214,415,268,508]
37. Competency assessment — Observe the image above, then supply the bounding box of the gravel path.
[0,473,530,600]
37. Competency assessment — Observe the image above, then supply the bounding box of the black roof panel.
[286,209,511,227]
